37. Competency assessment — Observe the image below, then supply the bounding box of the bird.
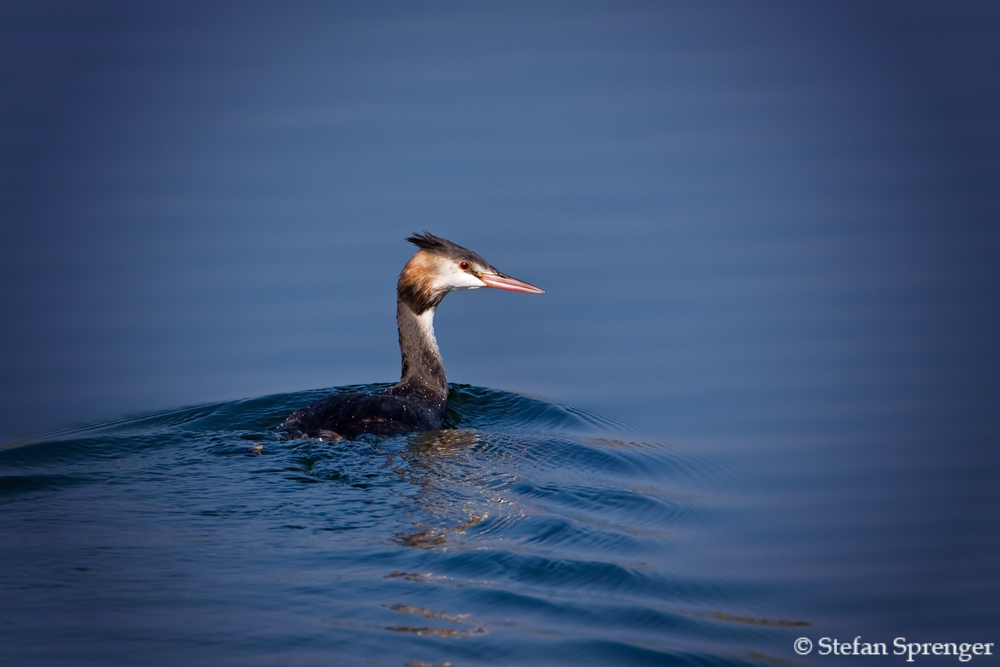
[279,232,544,441]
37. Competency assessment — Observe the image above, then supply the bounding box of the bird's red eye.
[459,261,470,270]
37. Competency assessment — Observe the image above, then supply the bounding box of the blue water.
[2,382,996,665]
[1,386,803,666]
[2,2,999,665]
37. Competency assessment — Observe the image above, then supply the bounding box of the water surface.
[1,2,998,665]
[2,385,811,666]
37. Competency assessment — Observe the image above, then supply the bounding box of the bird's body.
[279,233,543,440]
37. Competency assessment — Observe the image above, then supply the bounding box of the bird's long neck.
[394,300,447,401]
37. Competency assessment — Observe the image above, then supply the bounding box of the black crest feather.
[405,231,494,268]
[407,231,446,250]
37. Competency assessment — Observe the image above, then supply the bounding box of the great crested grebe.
[279,232,544,440]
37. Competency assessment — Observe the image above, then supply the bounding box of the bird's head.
[398,232,544,313]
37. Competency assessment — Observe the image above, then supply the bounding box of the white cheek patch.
[433,262,487,291]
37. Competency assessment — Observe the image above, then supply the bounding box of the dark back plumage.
[279,389,445,440]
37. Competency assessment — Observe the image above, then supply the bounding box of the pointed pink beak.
[479,273,545,294]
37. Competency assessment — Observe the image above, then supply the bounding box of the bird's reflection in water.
[387,429,518,550]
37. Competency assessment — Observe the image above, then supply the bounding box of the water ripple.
[0,385,799,665]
